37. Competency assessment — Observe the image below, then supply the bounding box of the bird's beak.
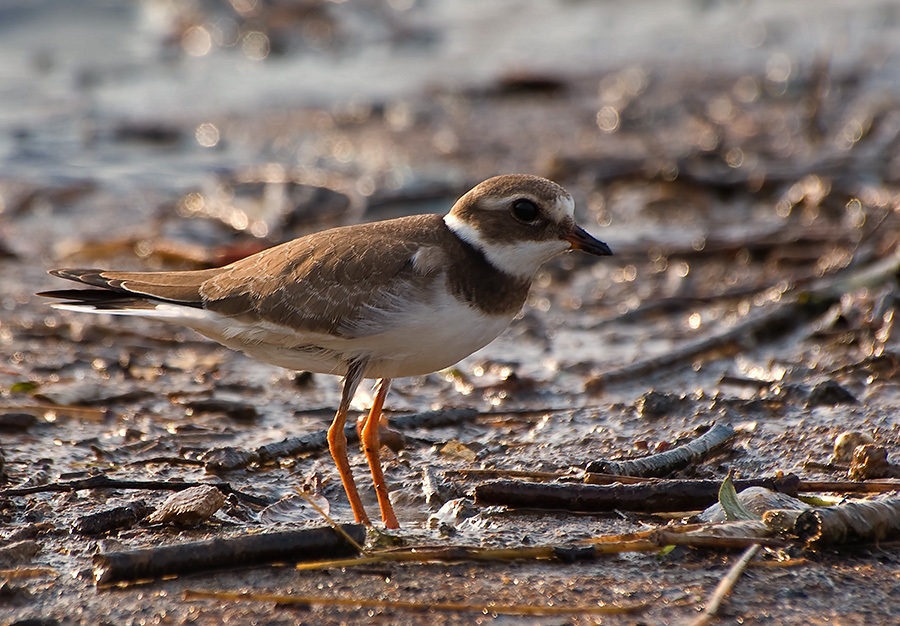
[565,225,613,256]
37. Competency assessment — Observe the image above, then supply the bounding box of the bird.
[39,174,612,529]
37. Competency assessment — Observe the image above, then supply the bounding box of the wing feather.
[200,214,448,338]
[43,214,451,340]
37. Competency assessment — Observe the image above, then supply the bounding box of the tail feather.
[36,288,156,310]
[42,267,223,309]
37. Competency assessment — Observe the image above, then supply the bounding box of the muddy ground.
[1,2,900,625]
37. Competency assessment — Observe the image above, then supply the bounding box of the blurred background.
[2,0,899,247]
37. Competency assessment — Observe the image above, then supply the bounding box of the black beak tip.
[567,227,613,257]
[592,240,613,256]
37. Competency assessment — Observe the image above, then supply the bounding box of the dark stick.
[585,475,900,493]
[0,474,270,506]
[203,408,480,471]
[585,423,736,477]
[93,525,366,585]
[473,475,801,513]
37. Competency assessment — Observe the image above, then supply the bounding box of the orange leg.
[361,378,399,529]
[327,360,370,526]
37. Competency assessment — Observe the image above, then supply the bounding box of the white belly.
[166,289,515,379]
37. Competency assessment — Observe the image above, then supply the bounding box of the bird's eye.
[511,199,540,223]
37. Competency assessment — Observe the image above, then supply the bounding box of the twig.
[689,543,761,626]
[582,523,783,548]
[803,460,849,472]
[293,528,785,574]
[473,475,800,513]
[0,474,270,506]
[582,473,652,485]
[798,480,900,493]
[750,557,808,568]
[182,588,647,616]
[93,525,366,585]
[126,456,207,467]
[445,468,566,481]
[293,545,579,571]
[585,423,736,477]
[0,403,107,419]
[0,567,57,579]
[655,530,781,550]
[295,489,367,555]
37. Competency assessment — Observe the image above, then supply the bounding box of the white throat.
[443,213,568,280]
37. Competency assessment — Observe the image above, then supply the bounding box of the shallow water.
[2,0,899,196]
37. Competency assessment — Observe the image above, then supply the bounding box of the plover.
[40,174,612,528]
